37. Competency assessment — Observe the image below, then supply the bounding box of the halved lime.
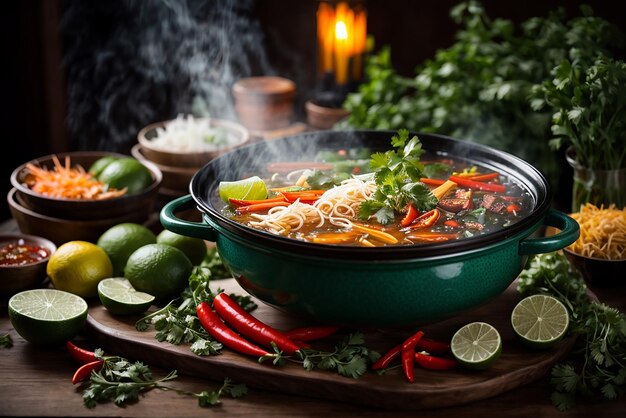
[97,278,155,316]
[511,294,569,349]
[8,289,88,346]
[218,176,268,203]
[451,322,502,370]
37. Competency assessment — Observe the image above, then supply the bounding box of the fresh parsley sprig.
[358,129,437,224]
[517,252,626,410]
[0,333,12,348]
[136,265,256,356]
[80,351,247,408]
[293,332,380,379]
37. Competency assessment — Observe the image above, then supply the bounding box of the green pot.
[161,131,579,327]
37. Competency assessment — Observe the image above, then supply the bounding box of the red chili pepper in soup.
[0,239,50,266]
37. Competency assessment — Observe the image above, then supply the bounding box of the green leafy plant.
[340,1,624,187]
[0,333,12,348]
[517,252,626,410]
[136,266,256,355]
[80,351,247,408]
[532,56,626,171]
[295,332,380,379]
[358,129,436,224]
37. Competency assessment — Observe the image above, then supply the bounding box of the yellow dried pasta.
[568,203,626,260]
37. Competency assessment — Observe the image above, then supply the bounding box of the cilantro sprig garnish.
[80,351,247,408]
[294,332,380,379]
[518,252,626,410]
[0,333,12,348]
[136,266,256,356]
[358,129,437,224]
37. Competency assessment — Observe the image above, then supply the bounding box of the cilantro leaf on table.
[0,333,12,348]
[517,252,626,410]
[296,332,380,379]
[358,129,436,224]
[79,352,247,408]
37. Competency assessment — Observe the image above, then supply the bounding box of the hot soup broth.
[221,146,533,247]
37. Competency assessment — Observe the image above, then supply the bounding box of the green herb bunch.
[358,129,437,224]
[518,252,626,410]
[295,332,380,379]
[136,265,256,356]
[532,57,626,170]
[340,1,624,186]
[80,349,247,408]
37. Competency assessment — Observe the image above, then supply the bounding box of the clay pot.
[305,99,351,130]
[232,77,296,131]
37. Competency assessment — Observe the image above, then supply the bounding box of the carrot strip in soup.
[467,172,499,182]
[420,178,446,186]
[448,176,505,193]
[235,201,290,214]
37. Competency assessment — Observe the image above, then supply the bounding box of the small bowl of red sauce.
[0,234,56,297]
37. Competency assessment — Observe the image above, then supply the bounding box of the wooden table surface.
[1,218,625,417]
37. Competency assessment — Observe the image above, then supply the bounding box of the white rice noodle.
[248,177,376,237]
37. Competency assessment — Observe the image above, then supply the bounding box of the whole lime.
[97,158,153,194]
[97,223,157,276]
[124,244,192,301]
[88,156,118,178]
[156,229,207,266]
[47,241,113,298]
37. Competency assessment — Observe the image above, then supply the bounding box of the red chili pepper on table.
[414,352,458,370]
[196,301,272,358]
[401,331,424,383]
[71,360,104,384]
[283,326,340,342]
[416,337,450,354]
[67,341,99,364]
[212,293,301,355]
[371,344,402,371]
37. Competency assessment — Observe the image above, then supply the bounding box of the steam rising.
[62,0,273,151]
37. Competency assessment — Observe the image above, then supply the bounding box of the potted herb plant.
[532,56,626,211]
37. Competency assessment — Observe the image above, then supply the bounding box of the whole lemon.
[47,241,113,298]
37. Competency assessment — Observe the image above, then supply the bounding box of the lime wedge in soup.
[219,176,268,203]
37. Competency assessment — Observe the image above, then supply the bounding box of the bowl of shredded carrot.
[10,152,162,221]
[563,203,626,288]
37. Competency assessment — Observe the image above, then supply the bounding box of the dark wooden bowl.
[8,188,152,246]
[563,248,626,289]
[0,233,56,297]
[137,118,249,168]
[131,144,197,192]
[10,151,162,220]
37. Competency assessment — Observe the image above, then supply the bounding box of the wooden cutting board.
[86,278,574,410]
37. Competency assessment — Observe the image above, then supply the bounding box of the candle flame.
[335,21,348,40]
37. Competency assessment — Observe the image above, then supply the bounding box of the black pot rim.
[190,130,552,260]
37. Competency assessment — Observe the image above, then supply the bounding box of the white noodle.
[247,177,376,237]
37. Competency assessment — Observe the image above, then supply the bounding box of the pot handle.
[160,194,217,242]
[519,209,579,255]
